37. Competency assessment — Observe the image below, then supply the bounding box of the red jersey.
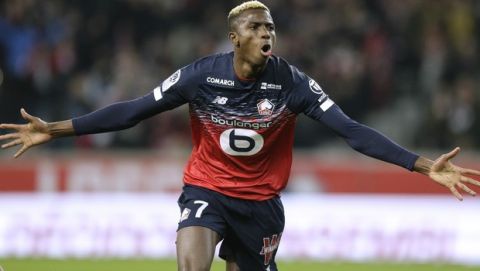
[73,52,417,200]
[152,52,333,200]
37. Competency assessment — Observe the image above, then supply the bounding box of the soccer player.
[1,1,480,270]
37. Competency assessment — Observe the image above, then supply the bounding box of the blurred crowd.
[0,0,479,152]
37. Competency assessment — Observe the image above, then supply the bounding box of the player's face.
[230,9,276,65]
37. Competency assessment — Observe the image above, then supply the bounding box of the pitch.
[0,259,478,271]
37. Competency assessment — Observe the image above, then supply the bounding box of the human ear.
[229,32,240,47]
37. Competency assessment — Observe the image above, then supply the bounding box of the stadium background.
[0,0,479,270]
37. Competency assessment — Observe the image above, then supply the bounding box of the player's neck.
[233,54,267,80]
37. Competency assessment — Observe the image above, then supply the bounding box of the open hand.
[429,147,480,200]
[0,108,52,158]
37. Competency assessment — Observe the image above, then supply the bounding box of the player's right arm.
[0,108,73,158]
[0,65,200,158]
[0,91,163,158]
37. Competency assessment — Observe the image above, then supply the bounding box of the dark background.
[0,0,479,153]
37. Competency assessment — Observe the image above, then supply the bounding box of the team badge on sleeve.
[162,69,181,92]
[308,77,333,111]
[154,69,181,101]
[308,78,323,94]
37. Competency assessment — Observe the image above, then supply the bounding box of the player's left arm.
[320,105,480,200]
[413,148,480,200]
[285,67,480,200]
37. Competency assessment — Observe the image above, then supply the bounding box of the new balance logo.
[212,96,228,105]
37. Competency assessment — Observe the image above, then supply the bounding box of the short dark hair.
[227,1,270,31]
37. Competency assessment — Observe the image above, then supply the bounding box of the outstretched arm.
[319,105,480,200]
[319,105,419,170]
[0,66,196,158]
[0,95,154,158]
[414,148,480,200]
[0,108,74,158]
[0,91,172,158]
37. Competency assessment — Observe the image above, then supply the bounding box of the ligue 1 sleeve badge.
[257,99,275,116]
[161,69,181,92]
[309,78,324,94]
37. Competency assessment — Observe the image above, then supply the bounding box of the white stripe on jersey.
[153,86,163,101]
[320,98,334,111]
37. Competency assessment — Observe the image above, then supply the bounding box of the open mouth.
[260,44,272,56]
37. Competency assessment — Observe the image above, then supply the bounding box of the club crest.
[257,99,275,116]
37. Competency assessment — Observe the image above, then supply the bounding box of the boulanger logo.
[211,115,272,130]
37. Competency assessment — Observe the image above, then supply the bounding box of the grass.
[0,258,479,271]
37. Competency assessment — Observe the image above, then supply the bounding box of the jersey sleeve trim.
[319,98,334,112]
[153,86,162,101]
